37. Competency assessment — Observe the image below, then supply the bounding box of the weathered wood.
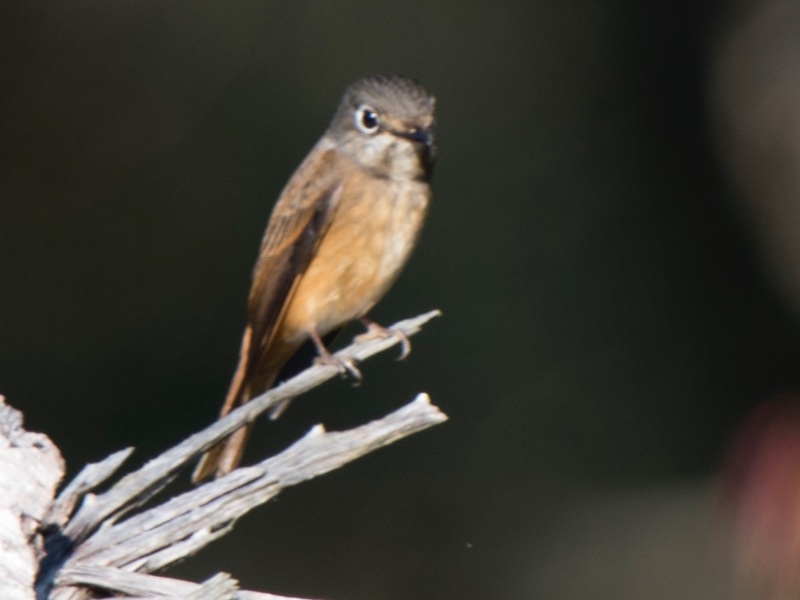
[0,311,444,600]
[0,397,65,600]
[66,394,445,573]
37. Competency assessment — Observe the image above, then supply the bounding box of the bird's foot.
[355,317,411,360]
[309,326,362,381]
[314,350,362,381]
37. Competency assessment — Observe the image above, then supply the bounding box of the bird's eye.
[355,106,379,134]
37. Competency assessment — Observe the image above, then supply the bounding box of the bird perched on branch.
[193,74,436,482]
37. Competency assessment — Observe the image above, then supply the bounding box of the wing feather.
[193,146,346,483]
[245,147,344,378]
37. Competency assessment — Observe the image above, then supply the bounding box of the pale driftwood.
[0,311,444,600]
[46,393,444,600]
[0,397,65,600]
[44,449,136,531]
[61,567,316,599]
[65,394,444,573]
[55,310,441,547]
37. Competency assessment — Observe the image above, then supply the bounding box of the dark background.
[4,1,800,598]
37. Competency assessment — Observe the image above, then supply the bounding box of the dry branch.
[65,394,444,572]
[0,311,444,600]
[0,398,64,600]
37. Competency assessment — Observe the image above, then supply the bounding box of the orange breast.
[277,174,430,345]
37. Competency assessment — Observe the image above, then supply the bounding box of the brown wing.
[192,145,345,483]
[244,146,344,383]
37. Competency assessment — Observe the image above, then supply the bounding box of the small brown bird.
[193,74,436,482]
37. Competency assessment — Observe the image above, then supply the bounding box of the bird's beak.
[395,126,437,168]
[396,126,433,147]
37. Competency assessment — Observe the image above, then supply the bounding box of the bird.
[192,74,436,483]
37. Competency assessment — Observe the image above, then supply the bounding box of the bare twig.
[66,394,445,572]
[0,396,65,600]
[26,310,445,600]
[60,310,441,546]
[60,567,308,600]
[44,449,135,530]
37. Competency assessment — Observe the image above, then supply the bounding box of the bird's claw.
[314,351,363,382]
[355,319,412,360]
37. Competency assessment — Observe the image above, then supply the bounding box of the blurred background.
[5,1,800,598]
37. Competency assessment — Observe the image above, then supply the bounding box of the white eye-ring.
[355,105,380,134]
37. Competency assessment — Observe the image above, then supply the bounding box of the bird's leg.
[309,325,362,381]
[355,317,412,360]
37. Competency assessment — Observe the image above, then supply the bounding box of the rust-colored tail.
[192,327,280,483]
[192,421,253,483]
